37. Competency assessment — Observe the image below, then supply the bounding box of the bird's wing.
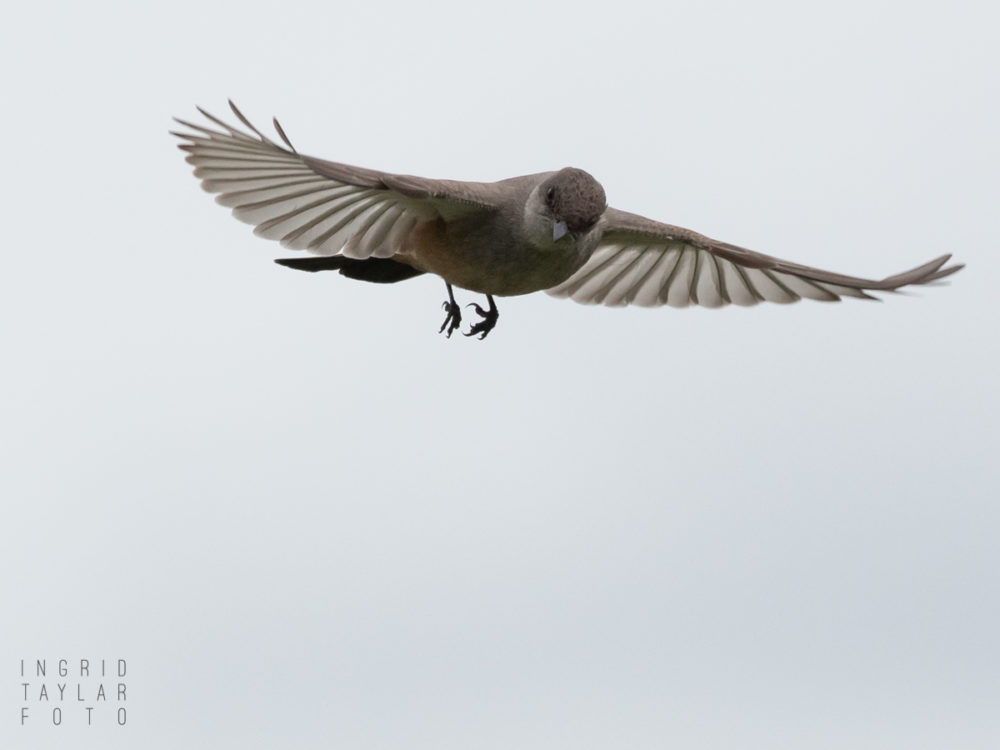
[172,101,499,259]
[547,207,963,307]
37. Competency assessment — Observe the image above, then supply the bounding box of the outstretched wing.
[547,207,963,307]
[172,101,498,259]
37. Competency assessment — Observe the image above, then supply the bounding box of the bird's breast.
[397,215,594,296]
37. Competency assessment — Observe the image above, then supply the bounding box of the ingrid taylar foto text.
[19,658,127,727]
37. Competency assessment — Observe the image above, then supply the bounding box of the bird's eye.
[546,187,555,206]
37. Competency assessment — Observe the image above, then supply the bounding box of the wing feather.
[692,250,727,308]
[631,246,680,307]
[720,260,761,306]
[665,247,696,308]
[601,247,663,306]
[173,102,498,259]
[553,244,623,302]
[548,206,963,308]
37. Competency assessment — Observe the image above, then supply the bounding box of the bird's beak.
[552,220,568,241]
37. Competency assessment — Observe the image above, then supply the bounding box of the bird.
[173,101,963,339]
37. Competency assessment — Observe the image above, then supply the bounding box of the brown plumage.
[172,101,964,338]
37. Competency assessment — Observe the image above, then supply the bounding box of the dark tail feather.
[275,256,425,284]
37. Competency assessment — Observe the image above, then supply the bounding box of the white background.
[2,1,998,748]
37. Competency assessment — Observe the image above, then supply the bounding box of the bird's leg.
[464,294,500,340]
[439,282,462,338]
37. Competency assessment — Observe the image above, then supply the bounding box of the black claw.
[465,302,487,316]
[439,283,462,338]
[463,294,499,340]
[439,301,461,338]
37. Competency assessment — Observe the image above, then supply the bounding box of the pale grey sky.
[2,1,998,748]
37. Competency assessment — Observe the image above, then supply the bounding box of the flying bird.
[173,102,962,339]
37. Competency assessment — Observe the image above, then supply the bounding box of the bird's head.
[528,167,607,245]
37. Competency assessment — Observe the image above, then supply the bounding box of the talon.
[438,282,462,338]
[439,303,461,337]
[463,328,488,340]
[462,294,500,340]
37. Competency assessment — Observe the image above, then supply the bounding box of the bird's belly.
[398,219,590,296]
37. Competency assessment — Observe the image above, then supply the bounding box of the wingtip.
[880,254,964,289]
[272,116,297,153]
[924,262,965,283]
[170,116,200,134]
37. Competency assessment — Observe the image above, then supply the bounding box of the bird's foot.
[439,299,462,338]
[464,296,499,340]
